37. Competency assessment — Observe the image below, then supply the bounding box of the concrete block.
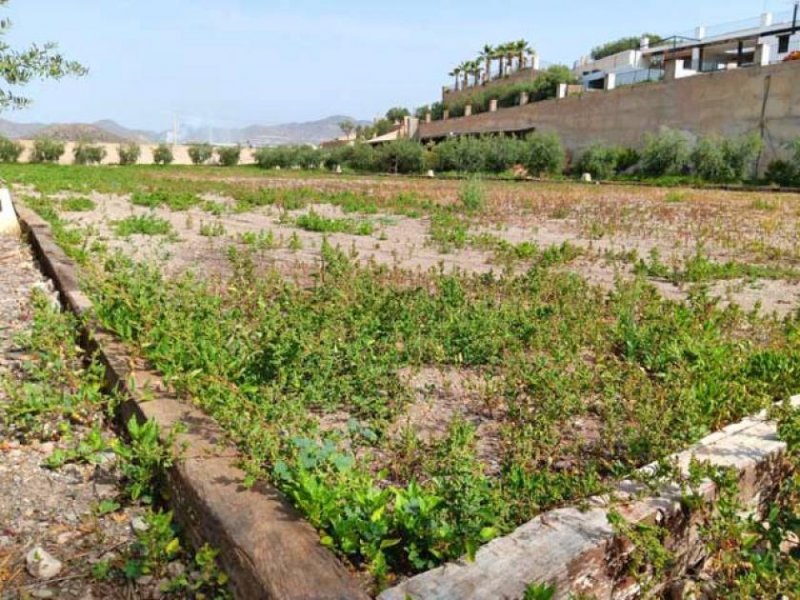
[0,188,20,236]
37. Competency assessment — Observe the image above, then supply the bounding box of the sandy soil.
[34,181,800,317]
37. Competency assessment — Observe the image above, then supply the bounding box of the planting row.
[4,130,800,187]
[0,138,245,166]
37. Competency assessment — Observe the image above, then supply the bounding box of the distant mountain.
[32,123,132,143]
[92,120,158,143]
[0,118,47,139]
[172,115,371,146]
[0,115,368,146]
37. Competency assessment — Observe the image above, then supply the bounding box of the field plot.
[7,164,800,591]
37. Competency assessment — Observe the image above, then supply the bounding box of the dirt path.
[0,234,152,600]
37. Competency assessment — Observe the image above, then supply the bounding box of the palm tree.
[493,44,508,78]
[503,42,516,75]
[467,60,482,86]
[458,61,470,89]
[449,67,461,91]
[479,44,494,83]
[515,40,534,71]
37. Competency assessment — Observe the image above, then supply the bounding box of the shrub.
[216,145,241,167]
[118,143,141,166]
[641,129,690,177]
[591,34,663,60]
[30,138,65,163]
[375,140,425,174]
[254,145,322,170]
[0,136,23,163]
[459,178,486,211]
[324,143,377,172]
[482,136,526,173]
[432,136,486,173]
[73,142,106,165]
[152,144,174,166]
[615,148,641,173]
[576,145,619,179]
[188,143,213,165]
[764,160,797,186]
[691,134,761,183]
[521,132,564,177]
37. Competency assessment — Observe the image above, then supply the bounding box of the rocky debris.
[25,547,63,580]
[0,234,142,598]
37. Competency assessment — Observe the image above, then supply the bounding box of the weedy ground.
[0,235,229,598]
[4,163,800,591]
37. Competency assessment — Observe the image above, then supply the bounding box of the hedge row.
[254,134,566,177]
[3,131,800,186]
[0,137,244,166]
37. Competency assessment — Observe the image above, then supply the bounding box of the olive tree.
[0,0,87,112]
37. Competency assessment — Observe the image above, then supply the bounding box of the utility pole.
[172,113,179,149]
[794,0,799,33]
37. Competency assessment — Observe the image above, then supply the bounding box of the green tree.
[338,119,356,138]
[385,107,410,123]
[0,0,87,111]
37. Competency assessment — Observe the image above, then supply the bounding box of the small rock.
[57,531,76,545]
[31,589,55,599]
[136,575,154,586]
[37,442,55,456]
[581,172,593,183]
[166,561,186,578]
[130,516,149,533]
[26,546,63,579]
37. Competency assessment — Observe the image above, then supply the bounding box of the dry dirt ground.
[0,235,161,600]
[25,177,800,316]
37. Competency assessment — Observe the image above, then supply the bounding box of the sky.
[2,0,793,131]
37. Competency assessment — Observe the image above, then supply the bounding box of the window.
[779,35,790,54]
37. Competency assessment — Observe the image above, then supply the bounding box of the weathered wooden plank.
[380,398,798,600]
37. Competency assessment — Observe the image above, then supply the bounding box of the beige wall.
[16,141,258,166]
[422,60,800,169]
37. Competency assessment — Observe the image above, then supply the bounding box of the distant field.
[7,163,800,589]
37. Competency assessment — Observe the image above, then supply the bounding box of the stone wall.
[421,60,800,169]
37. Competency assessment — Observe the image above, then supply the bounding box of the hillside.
[32,124,131,143]
[0,115,369,146]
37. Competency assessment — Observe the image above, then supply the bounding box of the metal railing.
[614,68,665,87]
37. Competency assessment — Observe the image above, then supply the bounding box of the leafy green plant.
[113,214,173,237]
[641,129,690,177]
[0,135,23,162]
[576,145,624,179]
[294,210,374,235]
[152,143,174,166]
[521,132,564,177]
[188,143,213,165]
[30,138,65,163]
[73,142,106,165]
[459,178,486,212]
[61,196,96,211]
[524,582,557,600]
[117,143,141,166]
[376,139,426,174]
[216,145,241,167]
[690,134,761,183]
[199,221,226,237]
[112,417,176,503]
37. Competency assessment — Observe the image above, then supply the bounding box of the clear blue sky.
[3,0,791,130]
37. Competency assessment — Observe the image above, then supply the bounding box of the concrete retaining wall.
[421,61,800,168]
